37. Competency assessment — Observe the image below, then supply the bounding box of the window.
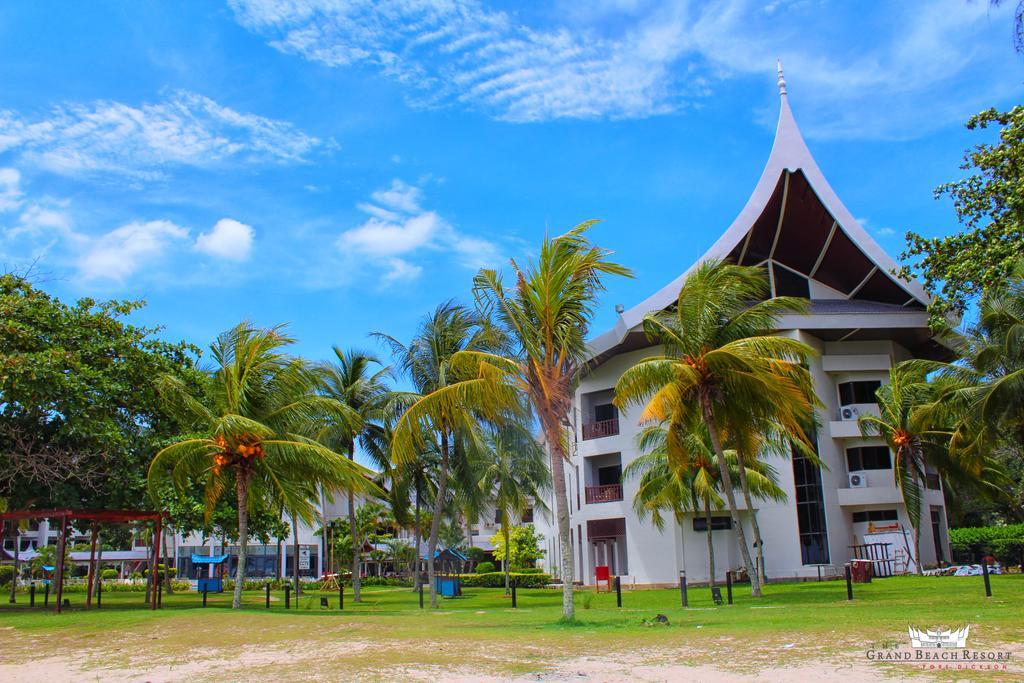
[494,508,502,524]
[792,433,830,564]
[693,516,732,532]
[594,403,617,422]
[925,472,941,491]
[838,380,882,406]
[772,263,811,298]
[522,508,534,523]
[597,464,622,486]
[846,446,892,471]
[852,509,898,523]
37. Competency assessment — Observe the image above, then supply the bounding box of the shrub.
[461,571,551,588]
[361,576,412,587]
[475,561,496,574]
[0,565,13,587]
[100,569,119,580]
[465,547,488,564]
[512,567,542,574]
[129,571,142,580]
[949,524,1024,561]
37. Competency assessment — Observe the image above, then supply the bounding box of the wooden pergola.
[0,508,166,613]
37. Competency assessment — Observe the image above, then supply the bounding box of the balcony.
[582,417,619,441]
[585,484,623,504]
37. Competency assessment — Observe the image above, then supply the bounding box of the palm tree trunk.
[8,522,18,603]
[292,514,300,597]
[704,500,716,587]
[348,445,362,602]
[93,534,105,600]
[412,477,422,590]
[161,528,174,594]
[701,398,762,597]
[503,516,511,595]
[542,417,575,620]
[735,460,766,587]
[233,471,250,609]
[426,430,450,609]
[275,535,283,581]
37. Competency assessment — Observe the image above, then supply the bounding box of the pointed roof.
[588,67,930,360]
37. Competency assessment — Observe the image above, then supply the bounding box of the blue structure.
[421,547,467,598]
[191,553,230,593]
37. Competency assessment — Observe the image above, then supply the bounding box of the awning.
[190,553,231,564]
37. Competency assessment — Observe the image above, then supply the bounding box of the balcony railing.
[582,417,619,440]
[585,484,623,504]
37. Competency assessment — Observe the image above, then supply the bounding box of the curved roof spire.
[585,63,931,360]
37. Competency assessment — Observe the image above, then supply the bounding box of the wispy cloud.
[229,0,1017,138]
[0,168,23,212]
[336,178,500,284]
[0,90,327,180]
[229,0,695,122]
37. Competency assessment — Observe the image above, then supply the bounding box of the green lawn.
[2,576,1022,681]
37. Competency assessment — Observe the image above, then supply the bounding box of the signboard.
[299,546,310,571]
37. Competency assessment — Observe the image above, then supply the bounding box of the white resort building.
[535,68,952,586]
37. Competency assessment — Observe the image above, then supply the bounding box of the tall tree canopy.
[900,106,1024,321]
[0,273,200,510]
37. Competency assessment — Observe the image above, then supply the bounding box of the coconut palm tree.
[453,221,631,619]
[857,366,971,574]
[478,424,551,593]
[148,323,375,608]
[317,347,392,602]
[380,301,509,608]
[723,416,811,587]
[627,418,785,586]
[614,260,816,597]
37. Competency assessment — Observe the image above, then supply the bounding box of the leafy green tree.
[900,106,1024,321]
[490,524,545,573]
[0,273,200,510]
[148,323,374,608]
[317,347,392,602]
[454,221,631,619]
[478,425,550,593]
[614,261,816,597]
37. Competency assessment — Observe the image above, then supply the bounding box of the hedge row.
[460,572,552,588]
[949,524,1024,563]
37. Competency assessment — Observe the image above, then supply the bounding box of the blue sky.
[1,0,1021,366]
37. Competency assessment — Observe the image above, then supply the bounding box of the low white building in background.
[534,68,952,586]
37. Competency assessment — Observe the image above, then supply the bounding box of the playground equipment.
[191,553,230,593]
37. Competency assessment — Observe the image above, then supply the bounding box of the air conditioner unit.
[840,405,861,421]
[848,472,868,488]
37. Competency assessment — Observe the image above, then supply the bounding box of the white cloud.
[229,0,694,122]
[0,90,326,180]
[0,168,22,212]
[195,218,255,261]
[336,178,500,283]
[229,0,1019,137]
[381,257,423,284]
[78,220,190,282]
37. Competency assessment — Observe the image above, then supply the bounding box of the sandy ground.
[3,640,1020,682]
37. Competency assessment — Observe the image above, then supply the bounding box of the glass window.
[852,509,898,523]
[594,403,617,422]
[522,508,534,523]
[846,446,892,471]
[773,264,810,298]
[693,516,732,532]
[838,380,882,406]
[792,432,830,564]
